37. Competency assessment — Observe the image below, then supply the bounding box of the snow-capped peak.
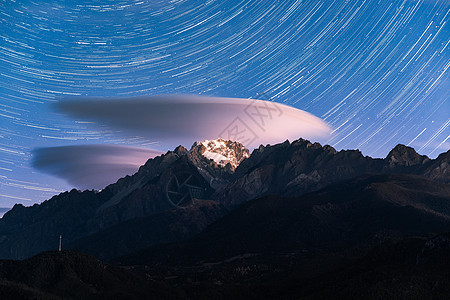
[192,138,250,168]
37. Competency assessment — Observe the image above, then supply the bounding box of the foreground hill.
[2,233,450,300]
[0,250,178,300]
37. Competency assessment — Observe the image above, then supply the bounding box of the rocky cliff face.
[186,139,247,190]
[423,150,449,183]
[385,144,430,168]
[0,138,448,260]
[214,139,449,208]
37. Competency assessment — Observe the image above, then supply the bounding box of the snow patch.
[203,151,228,164]
[197,138,250,168]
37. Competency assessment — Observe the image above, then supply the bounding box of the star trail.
[0,0,449,207]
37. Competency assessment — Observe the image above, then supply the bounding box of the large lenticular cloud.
[56,95,332,149]
[33,145,162,190]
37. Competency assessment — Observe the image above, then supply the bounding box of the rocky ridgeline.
[0,138,448,259]
[214,140,448,208]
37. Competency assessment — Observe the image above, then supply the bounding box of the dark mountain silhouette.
[0,208,10,218]
[0,139,448,260]
[0,139,449,299]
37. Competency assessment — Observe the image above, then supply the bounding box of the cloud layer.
[57,95,332,149]
[35,95,331,190]
[32,145,162,190]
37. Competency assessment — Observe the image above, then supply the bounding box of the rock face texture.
[385,144,430,168]
[0,138,448,260]
[187,139,249,190]
[215,139,448,208]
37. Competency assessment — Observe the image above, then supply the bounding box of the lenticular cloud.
[56,95,332,149]
[32,145,162,190]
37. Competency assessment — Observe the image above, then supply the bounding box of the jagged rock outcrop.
[214,139,380,207]
[385,144,430,168]
[423,150,449,183]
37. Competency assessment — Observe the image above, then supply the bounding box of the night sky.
[1,0,449,208]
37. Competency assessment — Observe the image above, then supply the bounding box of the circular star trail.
[0,0,449,206]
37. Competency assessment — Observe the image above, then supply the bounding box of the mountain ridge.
[0,138,448,260]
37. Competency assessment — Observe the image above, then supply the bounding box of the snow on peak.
[193,138,250,168]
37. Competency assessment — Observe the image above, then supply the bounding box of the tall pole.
[59,235,62,251]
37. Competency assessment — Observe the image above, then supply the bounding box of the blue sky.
[0,0,448,207]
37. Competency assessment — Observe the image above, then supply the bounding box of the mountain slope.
[0,145,215,259]
[117,174,450,265]
[67,200,226,261]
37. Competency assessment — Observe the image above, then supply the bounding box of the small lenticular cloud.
[56,95,332,149]
[32,145,163,190]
